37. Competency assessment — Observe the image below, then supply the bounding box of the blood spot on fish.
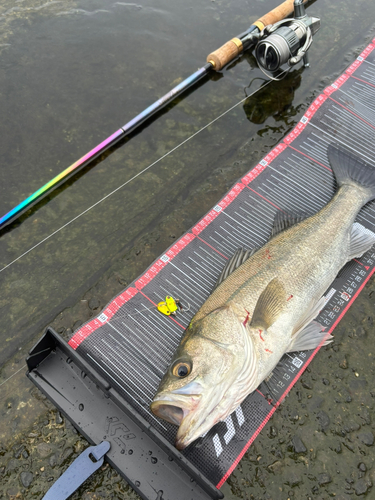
[243,310,250,326]
[287,295,293,301]
[264,249,271,260]
[265,348,273,354]
[259,329,265,341]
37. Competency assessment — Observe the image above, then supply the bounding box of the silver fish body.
[151,145,375,449]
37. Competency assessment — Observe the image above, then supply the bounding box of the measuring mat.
[28,39,375,499]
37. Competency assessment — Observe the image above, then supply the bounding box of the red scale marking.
[69,287,138,349]
[345,44,374,76]
[283,94,330,145]
[192,210,222,235]
[287,145,331,172]
[241,163,268,185]
[219,183,245,209]
[195,235,228,259]
[242,143,287,185]
[284,120,308,144]
[264,142,288,161]
[350,74,375,89]
[328,95,375,131]
[135,259,169,290]
[246,186,283,211]
[324,74,350,95]
[192,184,244,235]
[346,59,363,75]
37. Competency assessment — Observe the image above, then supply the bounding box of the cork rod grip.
[254,0,308,31]
[207,38,243,71]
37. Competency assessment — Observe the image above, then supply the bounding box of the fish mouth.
[151,384,224,450]
[150,399,187,426]
[151,387,202,425]
[151,382,206,447]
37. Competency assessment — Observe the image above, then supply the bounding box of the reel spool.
[254,0,320,80]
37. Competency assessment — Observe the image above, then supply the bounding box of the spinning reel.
[248,0,321,80]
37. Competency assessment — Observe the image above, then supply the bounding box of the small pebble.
[317,410,331,431]
[37,443,52,458]
[20,471,33,488]
[339,357,348,369]
[49,454,58,467]
[354,478,372,495]
[301,380,312,390]
[72,320,82,331]
[56,412,64,425]
[291,435,307,454]
[318,472,332,485]
[88,298,100,310]
[358,432,374,446]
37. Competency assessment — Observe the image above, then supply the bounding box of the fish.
[150,144,375,450]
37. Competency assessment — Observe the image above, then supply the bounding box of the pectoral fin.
[250,278,286,330]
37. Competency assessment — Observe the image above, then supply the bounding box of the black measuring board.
[33,38,375,495]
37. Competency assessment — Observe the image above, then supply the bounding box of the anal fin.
[288,321,333,352]
[348,222,375,261]
[289,295,333,352]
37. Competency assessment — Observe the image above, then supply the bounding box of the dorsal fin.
[213,247,256,290]
[250,278,286,330]
[271,211,308,238]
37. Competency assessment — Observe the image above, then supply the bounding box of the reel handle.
[207,0,309,71]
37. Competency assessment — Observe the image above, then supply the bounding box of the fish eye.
[172,361,192,378]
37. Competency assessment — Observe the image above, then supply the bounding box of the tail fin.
[328,144,375,203]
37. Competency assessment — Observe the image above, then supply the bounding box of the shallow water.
[0,0,375,498]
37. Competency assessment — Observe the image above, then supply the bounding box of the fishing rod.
[0,0,319,231]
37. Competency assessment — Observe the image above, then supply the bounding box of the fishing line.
[0,348,54,393]
[0,76,279,275]
[0,364,26,390]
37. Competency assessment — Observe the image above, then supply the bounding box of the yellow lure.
[157,295,179,316]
